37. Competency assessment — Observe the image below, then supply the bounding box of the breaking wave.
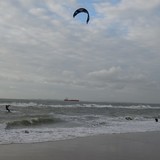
[5,117,60,129]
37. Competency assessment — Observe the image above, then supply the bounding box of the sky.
[0,0,160,103]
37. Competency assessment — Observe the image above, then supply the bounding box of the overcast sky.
[0,0,160,103]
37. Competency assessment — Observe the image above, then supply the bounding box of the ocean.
[0,99,160,144]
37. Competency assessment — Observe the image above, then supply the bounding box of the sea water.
[0,99,160,144]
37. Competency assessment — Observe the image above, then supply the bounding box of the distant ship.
[64,98,79,102]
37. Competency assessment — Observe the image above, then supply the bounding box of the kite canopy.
[73,8,90,24]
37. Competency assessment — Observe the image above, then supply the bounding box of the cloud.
[94,0,160,45]
[0,0,160,103]
[88,67,121,81]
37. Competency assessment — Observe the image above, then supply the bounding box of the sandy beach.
[0,131,160,160]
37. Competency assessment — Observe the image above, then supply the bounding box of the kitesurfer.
[155,118,158,122]
[6,105,11,112]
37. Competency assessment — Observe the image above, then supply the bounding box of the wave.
[1,100,160,110]
[5,117,60,129]
[81,104,160,109]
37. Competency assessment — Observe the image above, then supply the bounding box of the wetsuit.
[6,105,11,112]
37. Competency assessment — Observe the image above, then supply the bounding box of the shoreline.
[0,130,159,146]
[0,131,160,160]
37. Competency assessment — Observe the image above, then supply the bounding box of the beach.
[0,131,160,160]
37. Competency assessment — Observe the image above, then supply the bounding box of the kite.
[73,8,90,24]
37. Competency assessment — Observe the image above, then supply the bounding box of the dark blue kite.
[73,8,90,24]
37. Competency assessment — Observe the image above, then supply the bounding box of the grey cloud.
[0,0,160,103]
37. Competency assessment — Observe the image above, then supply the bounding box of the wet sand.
[0,131,160,160]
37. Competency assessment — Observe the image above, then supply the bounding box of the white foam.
[0,102,38,107]
[50,104,160,109]
[0,119,160,145]
[1,101,159,110]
